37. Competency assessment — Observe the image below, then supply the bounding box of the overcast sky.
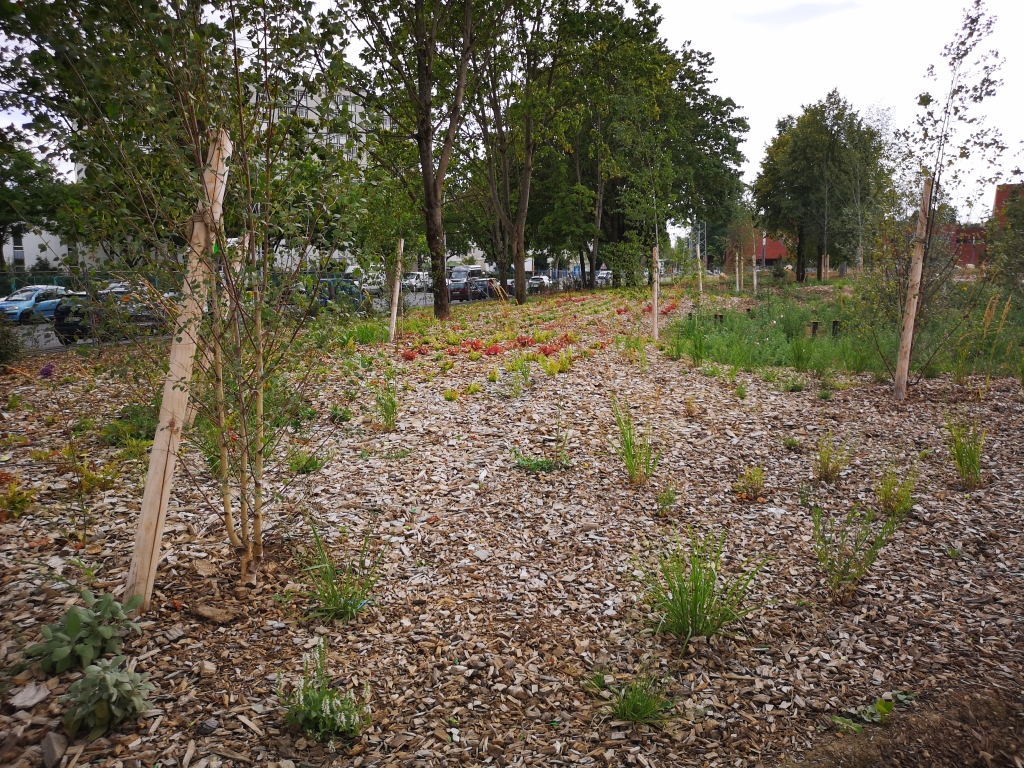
[656,0,1023,219]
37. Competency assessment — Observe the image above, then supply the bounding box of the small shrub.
[72,417,97,435]
[329,404,353,424]
[0,479,35,518]
[733,466,764,500]
[684,397,698,417]
[118,438,152,462]
[656,486,677,516]
[61,656,154,739]
[783,437,800,451]
[100,403,159,447]
[282,637,371,745]
[643,529,764,646]
[27,591,143,672]
[373,373,399,431]
[0,319,23,367]
[783,376,805,393]
[289,450,327,474]
[734,382,747,400]
[611,395,659,485]
[812,504,899,605]
[465,382,482,395]
[817,387,832,401]
[487,367,499,383]
[814,430,852,483]
[511,448,563,473]
[443,388,459,402]
[610,676,673,724]
[299,518,387,622]
[541,349,573,375]
[874,466,917,519]
[945,414,985,490]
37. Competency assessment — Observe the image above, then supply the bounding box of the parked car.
[53,283,170,344]
[450,265,483,283]
[0,285,71,324]
[313,278,371,314]
[527,275,551,293]
[595,270,612,287]
[402,272,431,292]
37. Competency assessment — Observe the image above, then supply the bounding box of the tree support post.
[389,238,404,344]
[652,245,659,342]
[752,251,758,295]
[126,130,232,612]
[894,177,933,401]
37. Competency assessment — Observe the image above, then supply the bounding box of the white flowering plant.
[281,637,371,746]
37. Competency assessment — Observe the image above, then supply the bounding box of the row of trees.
[0,0,748,318]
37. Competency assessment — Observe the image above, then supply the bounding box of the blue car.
[0,285,71,324]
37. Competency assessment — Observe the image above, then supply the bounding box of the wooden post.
[894,177,933,400]
[389,238,404,344]
[752,251,758,295]
[696,232,703,297]
[652,245,659,342]
[735,249,740,292]
[126,130,232,611]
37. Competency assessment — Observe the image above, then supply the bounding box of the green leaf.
[76,644,96,665]
[124,594,144,612]
[65,609,83,639]
[831,715,863,734]
[52,645,72,661]
[97,625,115,639]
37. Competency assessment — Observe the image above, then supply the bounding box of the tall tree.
[342,0,500,319]
[0,127,63,269]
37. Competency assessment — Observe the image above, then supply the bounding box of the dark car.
[449,279,471,302]
[314,278,371,314]
[53,283,170,345]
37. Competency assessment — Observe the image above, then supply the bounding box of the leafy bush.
[733,466,764,500]
[643,529,763,646]
[874,466,916,518]
[812,504,899,605]
[511,448,565,473]
[299,518,387,622]
[611,395,659,485]
[945,414,985,490]
[0,318,23,367]
[656,486,677,515]
[289,450,327,474]
[27,591,143,673]
[464,382,482,395]
[443,388,459,402]
[610,675,673,724]
[100,402,159,447]
[541,349,573,375]
[61,656,154,739]
[329,404,352,424]
[0,479,35,518]
[282,637,371,745]
[814,430,852,482]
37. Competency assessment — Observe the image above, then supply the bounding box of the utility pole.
[894,177,933,400]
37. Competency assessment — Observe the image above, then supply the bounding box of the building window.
[12,233,24,266]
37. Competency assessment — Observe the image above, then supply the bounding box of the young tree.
[0,128,64,269]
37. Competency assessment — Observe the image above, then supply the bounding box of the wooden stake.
[652,245,659,342]
[126,130,232,611]
[389,238,404,344]
[751,251,758,295]
[894,177,933,400]
[696,232,703,297]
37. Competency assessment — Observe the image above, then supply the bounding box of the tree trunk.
[579,247,588,288]
[425,196,450,319]
[816,238,824,282]
[796,225,806,283]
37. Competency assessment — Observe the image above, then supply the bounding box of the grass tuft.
[642,529,763,647]
[945,413,984,490]
[611,395,659,485]
[812,504,899,605]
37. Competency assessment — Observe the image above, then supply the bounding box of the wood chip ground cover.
[1,288,1022,768]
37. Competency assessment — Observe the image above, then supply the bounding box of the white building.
[2,227,67,271]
